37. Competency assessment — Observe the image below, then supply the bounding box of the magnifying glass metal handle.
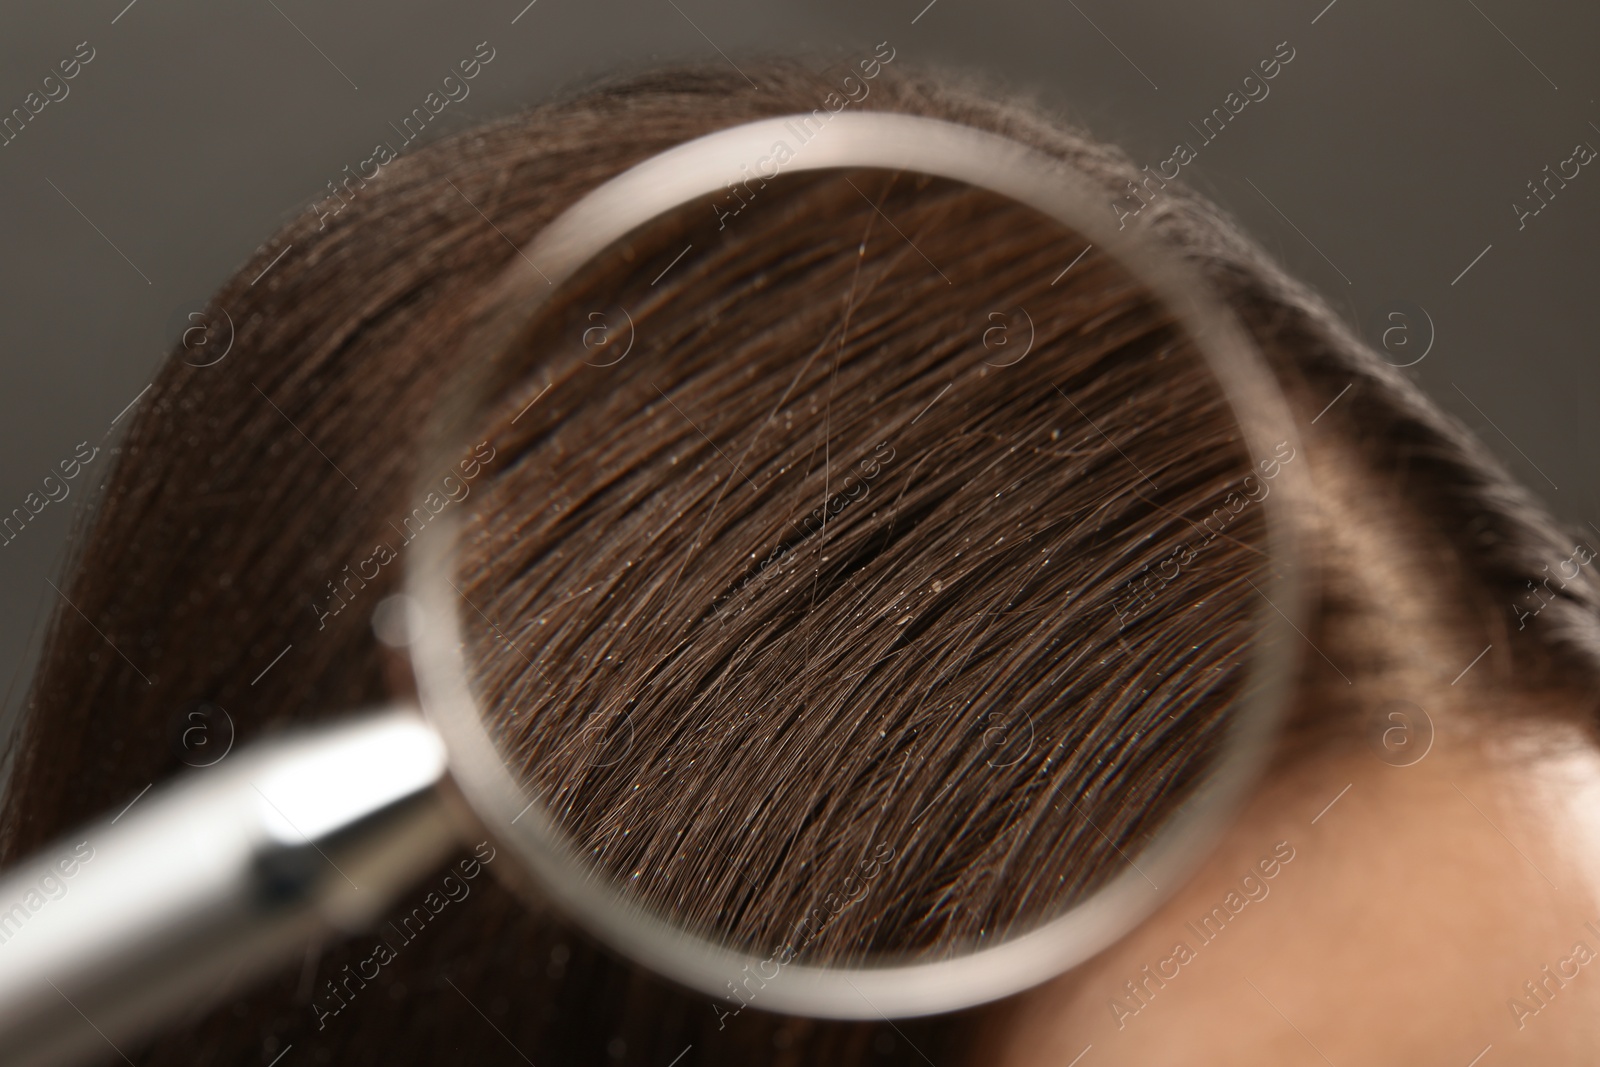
[0,706,458,1067]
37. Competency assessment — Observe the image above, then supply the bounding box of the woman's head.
[6,59,1600,1065]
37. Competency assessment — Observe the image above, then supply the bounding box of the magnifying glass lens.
[442,168,1277,975]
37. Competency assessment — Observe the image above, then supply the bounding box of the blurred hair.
[4,59,1599,1067]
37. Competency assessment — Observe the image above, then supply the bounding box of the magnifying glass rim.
[405,110,1309,1020]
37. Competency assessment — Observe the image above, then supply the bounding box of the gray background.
[1,0,1596,757]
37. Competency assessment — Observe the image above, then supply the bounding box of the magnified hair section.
[456,171,1270,966]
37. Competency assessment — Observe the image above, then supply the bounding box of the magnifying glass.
[0,112,1309,1065]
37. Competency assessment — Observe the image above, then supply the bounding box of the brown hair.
[463,164,1269,966]
[5,59,1599,1066]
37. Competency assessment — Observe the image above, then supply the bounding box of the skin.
[991,709,1600,1064]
